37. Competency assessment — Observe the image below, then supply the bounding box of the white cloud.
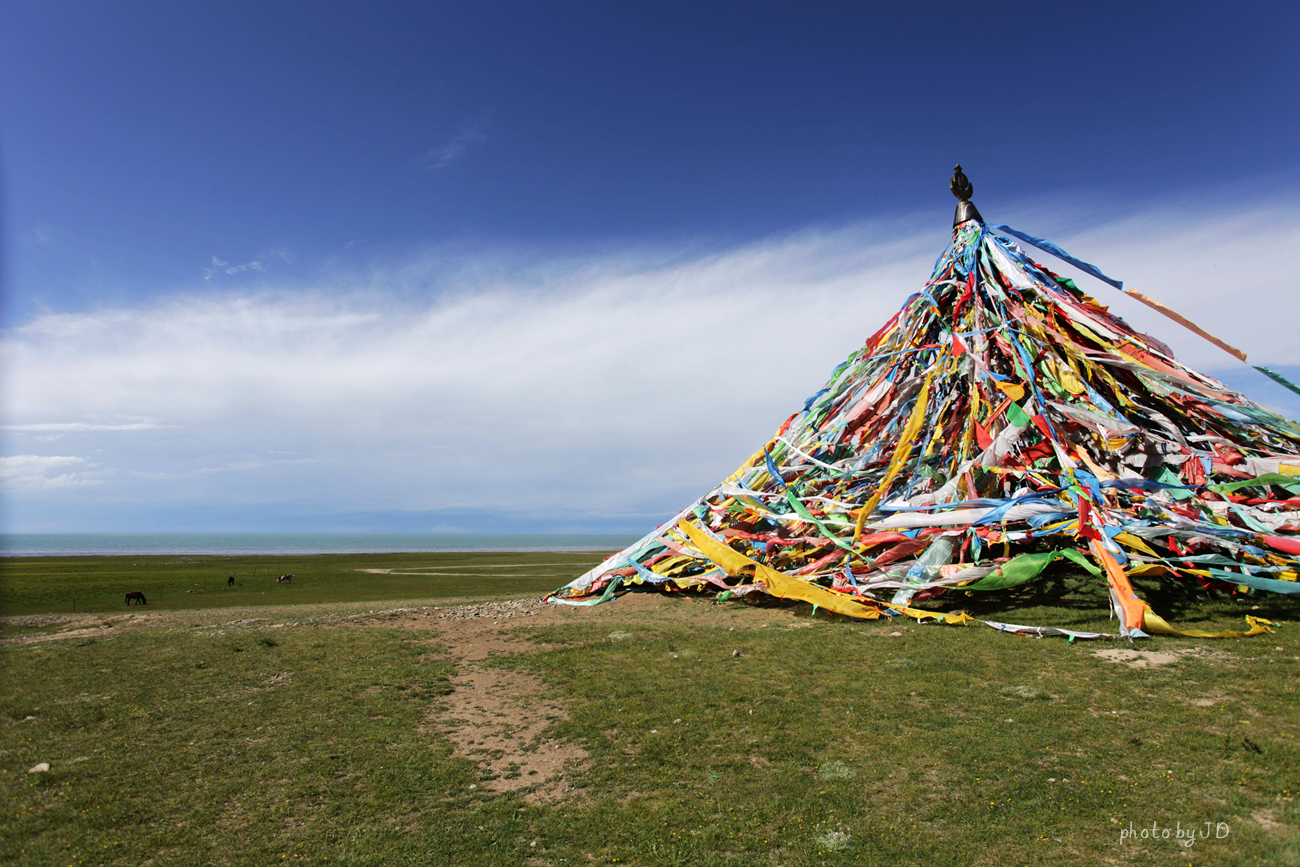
[0,455,105,490]
[204,255,228,277]
[2,194,1297,530]
[205,256,264,281]
[996,200,1300,370]
[191,457,319,475]
[420,121,488,169]
[2,421,175,432]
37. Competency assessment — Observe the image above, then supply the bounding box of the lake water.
[0,533,640,558]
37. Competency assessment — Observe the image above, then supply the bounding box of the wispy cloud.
[204,256,265,281]
[191,457,320,475]
[2,194,1297,531]
[2,421,176,432]
[124,456,319,480]
[0,455,105,490]
[419,120,488,170]
[203,256,228,279]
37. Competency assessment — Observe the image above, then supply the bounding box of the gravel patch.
[431,598,545,621]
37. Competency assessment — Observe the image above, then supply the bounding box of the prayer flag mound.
[550,180,1300,640]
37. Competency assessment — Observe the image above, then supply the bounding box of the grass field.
[0,552,612,617]
[2,555,1298,865]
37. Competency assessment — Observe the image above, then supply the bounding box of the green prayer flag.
[964,549,1099,592]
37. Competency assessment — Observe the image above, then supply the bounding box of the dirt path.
[374,600,590,803]
[0,595,537,643]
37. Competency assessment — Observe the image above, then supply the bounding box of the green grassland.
[0,552,611,617]
[515,611,1300,866]
[1,556,1298,865]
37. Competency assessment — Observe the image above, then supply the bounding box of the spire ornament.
[950,164,983,227]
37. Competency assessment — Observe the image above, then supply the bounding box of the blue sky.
[2,1,1298,533]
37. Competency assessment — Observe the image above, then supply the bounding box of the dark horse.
[227,575,235,586]
[277,573,294,583]
[125,591,147,605]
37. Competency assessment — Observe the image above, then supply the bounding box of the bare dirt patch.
[11,624,118,646]
[1093,648,1182,668]
[1,613,144,645]
[1252,810,1288,832]
[438,665,586,802]
[1090,647,1222,668]
[398,601,590,803]
[0,596,531,645]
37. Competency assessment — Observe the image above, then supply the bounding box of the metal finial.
[949,164,983,227]
[950,164,973,201]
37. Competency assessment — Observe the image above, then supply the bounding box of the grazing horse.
[227,575,235,586]
[124,591,147,605]
[277,573,294,583]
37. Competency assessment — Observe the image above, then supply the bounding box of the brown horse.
[277,573,294,583]
[227,575,235,586]
[125,591,147,605]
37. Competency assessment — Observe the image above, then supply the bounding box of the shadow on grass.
[720,563,1300,633]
